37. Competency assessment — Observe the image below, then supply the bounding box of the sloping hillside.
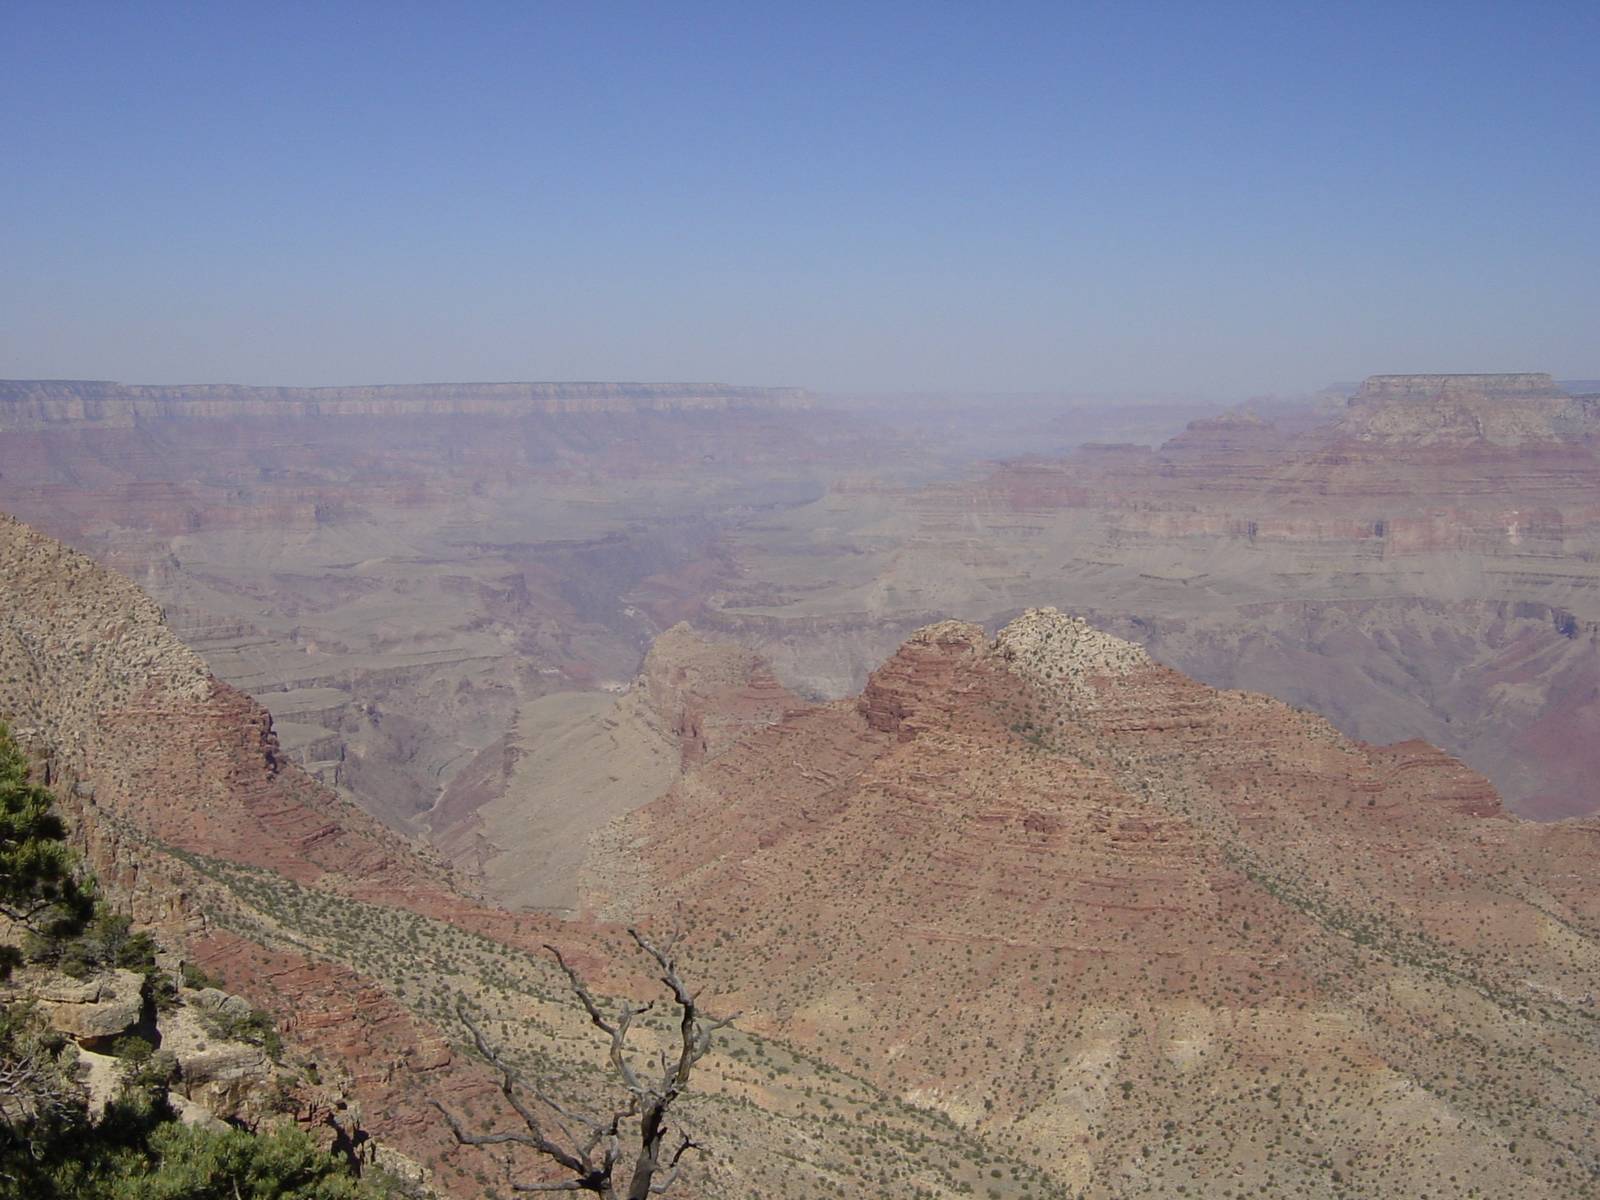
[0,513,1059,1198]
[592,609,1600,1198]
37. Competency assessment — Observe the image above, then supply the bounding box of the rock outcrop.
[34,969,145,1045]
[3,961,293,1126]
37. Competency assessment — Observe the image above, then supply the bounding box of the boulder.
[178,1040,269,1085]
[42,968,144,1042]
[190,985,254,1021]
[168,1090,231,1132]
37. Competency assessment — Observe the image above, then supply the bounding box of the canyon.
[694,373,1600,819]
[0,379,878,833]
[0,512,1048,1198]
[0,376,1215,849]
[2,516,1596,1197]
[3,371,1600,908]
[1,370,1596,850]
[11,10,1594,1198]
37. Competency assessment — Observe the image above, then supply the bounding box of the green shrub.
[0,724,91,970]
[36,907,161,978]
[112,1122,384,1199]
[196,1004,285,1062]
[180,962,224,991]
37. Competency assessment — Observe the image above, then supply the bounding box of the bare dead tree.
[433,928,737,1199]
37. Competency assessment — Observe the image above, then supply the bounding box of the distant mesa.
[1350,372,1565,404]
[1340,371,1597,446]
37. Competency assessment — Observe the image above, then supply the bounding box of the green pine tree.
[0,723,89,977]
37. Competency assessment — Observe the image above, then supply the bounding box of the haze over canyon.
[1,369,1598,1196]
[8,7,1600,1196]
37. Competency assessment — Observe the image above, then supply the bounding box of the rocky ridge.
[4,962,296,1131]
[703,372,1600,817]
[590,607,1600,1199]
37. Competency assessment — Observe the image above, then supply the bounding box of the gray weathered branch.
[432,932,735,1199]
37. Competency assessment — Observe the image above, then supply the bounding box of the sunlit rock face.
[589,608,1600,1199]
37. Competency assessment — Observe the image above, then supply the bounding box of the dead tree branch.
[433,931,737,1199]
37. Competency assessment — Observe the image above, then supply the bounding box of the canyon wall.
[3,368,1595,847]
[0,378,810,428]
[0,379,876,837]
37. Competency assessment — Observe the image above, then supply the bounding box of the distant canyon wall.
[0,378,811,428]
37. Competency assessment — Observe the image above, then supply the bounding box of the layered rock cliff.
[0,513,447,898]
[1343,372,1599,445]
[590,608,1600,1199]
[1352,372,1566,403]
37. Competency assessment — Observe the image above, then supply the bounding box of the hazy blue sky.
[2,2,1596,396]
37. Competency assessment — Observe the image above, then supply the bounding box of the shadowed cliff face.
[588,608,1600,1199]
